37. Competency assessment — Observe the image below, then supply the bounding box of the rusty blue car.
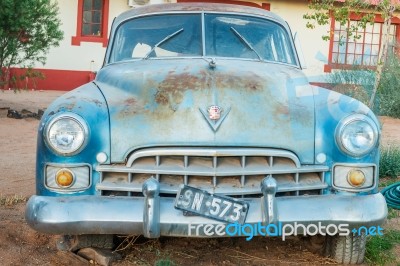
[26,3,387,264]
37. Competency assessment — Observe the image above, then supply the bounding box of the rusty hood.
[95,59,315,163]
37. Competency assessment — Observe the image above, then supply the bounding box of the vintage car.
[26,3,387,264]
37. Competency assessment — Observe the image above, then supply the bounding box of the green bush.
[326,67,374,106]
[379,146,400,178]
[325,50,400,118]
[374,52,400,118]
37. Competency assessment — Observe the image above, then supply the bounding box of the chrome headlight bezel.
[44,113,89,156]
[335,114,379,157]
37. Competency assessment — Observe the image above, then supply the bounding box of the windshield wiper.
[144,28,184,59]
[230,27,262,61]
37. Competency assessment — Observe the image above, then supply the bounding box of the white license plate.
[174,185,249,224]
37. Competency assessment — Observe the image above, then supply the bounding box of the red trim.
[349,13,400,24]
[309,82,335,90]
[323,64,332,72]
[177,0,270,10]
[325,13,335,72]
[396,25,400,55]
[72,0,109,47]
[262,3,270,10]
[396,24,400,43]
[6,68,95,91]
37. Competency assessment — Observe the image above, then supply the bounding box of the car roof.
[114,2,286,25]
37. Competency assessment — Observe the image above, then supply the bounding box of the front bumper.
[25,192,387,236]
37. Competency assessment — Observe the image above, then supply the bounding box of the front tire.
[325,233,367,264]
[56,234,115,251]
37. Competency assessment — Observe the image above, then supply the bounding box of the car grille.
[96,148,329,197]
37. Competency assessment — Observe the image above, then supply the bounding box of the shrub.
[325,49,400,118]
[374,52,400,118]
[326,68,374,106]
[379,146,400,178]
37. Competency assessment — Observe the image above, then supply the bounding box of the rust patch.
[214,72,264,91]
[92,99,103,107]
[124,98,137,105]
[58,103,76,111]
[156,71,209,107]
[115,97,144,119]
[155,70,266,107]
[82,98,103,107]
[155,91,169,105]
[275,105,289,116]
[158,71,208,92]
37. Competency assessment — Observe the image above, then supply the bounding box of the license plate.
[174,185,249,224]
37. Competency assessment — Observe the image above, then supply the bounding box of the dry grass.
[0,194,27,206]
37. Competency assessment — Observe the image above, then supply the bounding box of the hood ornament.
[208,105,221,120]
[199,105,231,132]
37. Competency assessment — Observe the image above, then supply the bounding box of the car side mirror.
[293,32,307,69]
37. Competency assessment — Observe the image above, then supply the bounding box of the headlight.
[44,113,89,155]
[335,114,379,157]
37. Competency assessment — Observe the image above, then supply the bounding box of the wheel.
[325,233,367,264]
[56,234,115,251]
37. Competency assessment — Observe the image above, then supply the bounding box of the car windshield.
[109,13,297,65]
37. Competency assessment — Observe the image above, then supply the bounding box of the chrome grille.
[96,148,329,197]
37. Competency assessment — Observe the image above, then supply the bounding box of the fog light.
[55,169,75,188]
[347,169,365,187]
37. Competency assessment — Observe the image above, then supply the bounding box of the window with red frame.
[328,18,399,70]
[82,0,104,36]
[71,0,109,47]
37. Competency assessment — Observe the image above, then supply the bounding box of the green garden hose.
[381,182,400,210]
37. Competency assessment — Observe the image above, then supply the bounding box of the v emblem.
[199,106,231,132]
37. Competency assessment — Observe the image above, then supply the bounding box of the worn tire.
[325,233,367,264]
[57,234,115,251]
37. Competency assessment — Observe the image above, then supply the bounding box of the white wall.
[39,0,131,72]
[269,0,330,82]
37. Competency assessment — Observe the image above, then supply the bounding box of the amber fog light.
[347,169,366,187]
[55,169,75,188]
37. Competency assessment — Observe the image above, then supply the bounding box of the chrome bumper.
[25,192,387,236]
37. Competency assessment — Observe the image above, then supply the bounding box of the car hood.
[95,59,315,163]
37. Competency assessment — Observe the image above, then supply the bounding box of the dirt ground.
[0,90,399,265]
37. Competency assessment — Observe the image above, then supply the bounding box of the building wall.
[13,0,130,90]
[8,0,131,91]
[268,0,330,83]
[44,0,132,71]
[12,0,330,90]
